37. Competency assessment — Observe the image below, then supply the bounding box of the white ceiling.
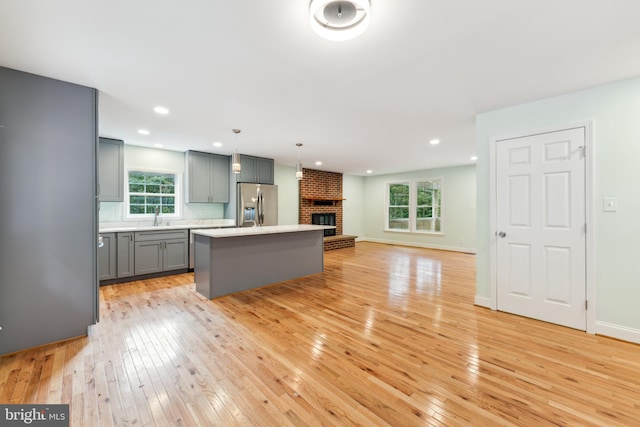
[2,0,640,176]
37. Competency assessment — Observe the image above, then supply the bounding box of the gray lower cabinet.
[134,230,188,275]
[98,233,116,280]
[117,232,135,278]
[99,138,124,202]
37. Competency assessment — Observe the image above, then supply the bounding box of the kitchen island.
[192,225,334,299]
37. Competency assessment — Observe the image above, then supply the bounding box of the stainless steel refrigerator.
[237,183,278,227]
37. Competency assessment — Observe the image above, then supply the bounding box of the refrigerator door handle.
[258,191,264,226]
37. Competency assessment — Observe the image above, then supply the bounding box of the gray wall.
[0,67,98,355]
[476,75,640,343]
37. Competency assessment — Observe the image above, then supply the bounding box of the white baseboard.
[474,295,491,308]
[594,321,640,345]
[357,237,476,254]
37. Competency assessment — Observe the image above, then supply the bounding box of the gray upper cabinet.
[185,150,230,203]
[98,137,124,202]
[238,155,274,184]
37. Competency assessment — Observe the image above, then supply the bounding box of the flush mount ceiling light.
[153,106,169,115]
[309,0,371,41]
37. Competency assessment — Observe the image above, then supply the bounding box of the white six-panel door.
[496,127,586,330]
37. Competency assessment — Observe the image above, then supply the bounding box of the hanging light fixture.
[232,129,241,174]
[295,143,304,181]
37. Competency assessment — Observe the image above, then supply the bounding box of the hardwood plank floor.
[2,242,640,426]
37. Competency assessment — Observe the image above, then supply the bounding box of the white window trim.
[124,168,183,220]
[384,177,444,235]
[384,180,410,233]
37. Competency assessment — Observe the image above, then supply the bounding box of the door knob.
[498,231,507,238]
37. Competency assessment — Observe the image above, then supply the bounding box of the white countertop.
[192,224,335,238]
[99,219,236,233]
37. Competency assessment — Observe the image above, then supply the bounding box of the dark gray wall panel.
[0,66,98,355]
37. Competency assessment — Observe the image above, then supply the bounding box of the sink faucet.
[153,206,162,226]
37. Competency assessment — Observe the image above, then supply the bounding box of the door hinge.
[584,223,587,234]
[585,300,588,310]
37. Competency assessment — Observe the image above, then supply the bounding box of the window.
[387,182,410,230]
[126,170,181,218]
[415,180,441,232]
[385,178,443,233]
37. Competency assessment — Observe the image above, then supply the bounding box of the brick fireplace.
[299,168,356,250]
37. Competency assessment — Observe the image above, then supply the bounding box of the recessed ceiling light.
[315,161,322,166]
[154,144,163,148]
[137,129,150,135]
[366,170,373,174]
[471,156,478,161]
[213,142,223,147]
[153,106,169,115]
[430,139,440,145]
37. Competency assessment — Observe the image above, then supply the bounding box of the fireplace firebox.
[311,213,336,236]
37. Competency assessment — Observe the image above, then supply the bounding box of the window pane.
[388,207,409,230]
[147,175,164,184]
[129,184,144,193]
[161,206,175,214]
[416,207,433,218]
[389,184,409,205]
[162,196,174,205]
[389,207,409,219]
[146,196,160,205]
[146,185,160,194]
[160,185,175,194]
[130,195,145,204]
[130,205,145,214]
[417,186,431,205]
[129,173,145,184]
[145,205,157,214]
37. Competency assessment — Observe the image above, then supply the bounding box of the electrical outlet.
[603,197,617,212]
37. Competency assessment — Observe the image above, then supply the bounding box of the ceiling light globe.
[309,0,371,41]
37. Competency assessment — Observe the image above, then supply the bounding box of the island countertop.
[191,224,335,238]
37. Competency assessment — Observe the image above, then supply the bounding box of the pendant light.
[295,143,303,180]
[232,129,241,174]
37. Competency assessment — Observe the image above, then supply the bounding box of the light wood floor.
[2,242,640,426]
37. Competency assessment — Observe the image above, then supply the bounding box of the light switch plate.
[603,197,617,212]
